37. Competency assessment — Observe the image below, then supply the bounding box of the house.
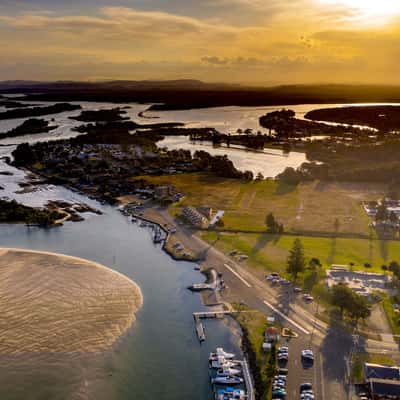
[182,206,210,229]
[154,185,177,201]
[198,206,213,220]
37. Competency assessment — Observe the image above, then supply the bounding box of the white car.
[301,350,314,360]
[303,294,314,302]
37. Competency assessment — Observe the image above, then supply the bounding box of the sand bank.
[0,248,143,354]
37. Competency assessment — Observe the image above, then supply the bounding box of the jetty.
[241,359,255,400]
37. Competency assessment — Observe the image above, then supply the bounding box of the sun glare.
[323,0,400,21]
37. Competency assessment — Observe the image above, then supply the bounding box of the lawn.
[200,231,400,275]
[137,173,381,236]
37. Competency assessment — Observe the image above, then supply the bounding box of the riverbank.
[0,248,143,354]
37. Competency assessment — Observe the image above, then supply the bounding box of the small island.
[305,105,400,131]
[0,100,35,109]
[0,103,81,120]
[69,107,130,122]
[0,199,65,226]
[0,118,58,139]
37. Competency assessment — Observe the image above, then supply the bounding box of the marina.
[208,347,254,400]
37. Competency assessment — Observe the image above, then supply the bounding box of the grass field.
[137,173,383,236]
[200,231,400,275]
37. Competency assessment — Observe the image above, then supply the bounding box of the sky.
[1,0,400,85]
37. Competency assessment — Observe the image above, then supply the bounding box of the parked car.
[300,391,315,400]
[301,349,314,358]
[300,383,313,392]
[303,294,314,302]
[278,346,289,353]
[266,272,279,280]
[272,388,287,398]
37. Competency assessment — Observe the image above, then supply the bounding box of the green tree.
[331,283,371,322]
[389,261,400,279]
[349,295,371,322]
[265,212,276,231]
[376,203,388,221]
[286,238,305,281]
[334,218,340,235]
[309,257,322,269]
[331,283,353,316]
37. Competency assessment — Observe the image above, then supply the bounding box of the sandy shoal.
[0,248,143,355]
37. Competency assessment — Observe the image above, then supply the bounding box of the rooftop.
[365,363,400,381]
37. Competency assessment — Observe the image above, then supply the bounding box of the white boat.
[210,356,241,369]
[210,348,235,360]
[212,376,243,385]
[215,388,246,400]
[216,367,242,377]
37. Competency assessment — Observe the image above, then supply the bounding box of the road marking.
[223,264,252,288]
[263,299,310,335]
[320,354,325,400]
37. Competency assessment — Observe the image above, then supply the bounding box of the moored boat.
[215,387,246,400]
[212,376,243,385]
[216,367,242,377]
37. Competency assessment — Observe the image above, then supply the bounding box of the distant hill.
[1,81,400,110]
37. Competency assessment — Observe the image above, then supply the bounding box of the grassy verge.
[233,306,277,400]
[382,296,400,336]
